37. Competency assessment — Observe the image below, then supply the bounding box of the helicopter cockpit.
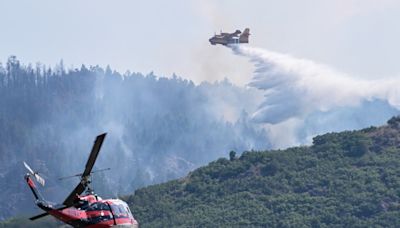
[109,200,133,219]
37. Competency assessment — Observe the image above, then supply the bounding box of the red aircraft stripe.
[115,217,136,224]
[86,210,113,218]
[27,178,36,188]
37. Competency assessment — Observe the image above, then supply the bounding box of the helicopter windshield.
[110,203,131,218]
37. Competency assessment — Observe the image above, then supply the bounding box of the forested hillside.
[0,56,268,220]
[3,117,400,227]
[126,117,400,227]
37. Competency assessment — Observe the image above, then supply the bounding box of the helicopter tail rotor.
[23,161,46,186]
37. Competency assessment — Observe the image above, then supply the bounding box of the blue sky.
[1,0,400,85]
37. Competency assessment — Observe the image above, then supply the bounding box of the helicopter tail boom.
[23,162,56,216]
[25,173,45,202]
[25,175,69,220]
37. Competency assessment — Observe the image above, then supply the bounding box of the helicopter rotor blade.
[23,161,34,174]
[35,174,46,186]
[82,133,106,178]
[63,133,107,206]
[58,168,111,181]
[90,167,111,174]
[63,182,86,207]
[62,133,107,206]
[58,173,82,181]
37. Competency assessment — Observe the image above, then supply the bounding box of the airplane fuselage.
[209,28,250,46]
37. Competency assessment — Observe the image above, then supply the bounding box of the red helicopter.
[24,133,139,227]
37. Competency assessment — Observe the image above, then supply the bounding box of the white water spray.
[232,45,400,147]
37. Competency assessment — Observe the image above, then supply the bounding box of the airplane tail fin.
[240,28,250,43]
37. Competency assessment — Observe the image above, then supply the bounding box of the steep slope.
[126,117,400,227]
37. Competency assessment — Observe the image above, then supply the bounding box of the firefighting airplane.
[24,133,139,227]
[209,28,250,45]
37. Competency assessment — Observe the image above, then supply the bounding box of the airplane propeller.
[23,161,46,186]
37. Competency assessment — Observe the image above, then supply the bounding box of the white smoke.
[231,45,400,147]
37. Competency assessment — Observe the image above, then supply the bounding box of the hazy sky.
[1,0,400,85]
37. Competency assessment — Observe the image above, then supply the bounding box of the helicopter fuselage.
[26,175,138,227]
[50,198,137,227]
